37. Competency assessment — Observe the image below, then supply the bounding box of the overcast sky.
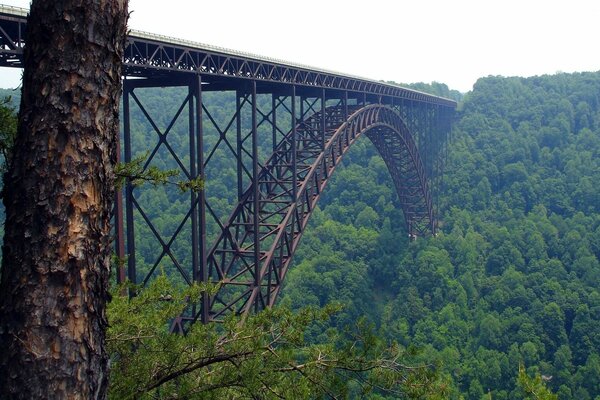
[1,0,599,92]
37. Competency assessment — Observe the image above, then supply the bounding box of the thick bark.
[0,1,128,399]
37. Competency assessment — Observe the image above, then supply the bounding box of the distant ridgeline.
[1,71,600,398]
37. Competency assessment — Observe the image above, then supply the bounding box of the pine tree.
[0,1,128,398]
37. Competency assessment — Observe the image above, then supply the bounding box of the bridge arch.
[200,104,434,322]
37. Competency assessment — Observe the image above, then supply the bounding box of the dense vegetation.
[282,73,600,399]
[106,276,449,399]
[1,70,599,398]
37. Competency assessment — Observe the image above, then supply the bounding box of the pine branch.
[142,350,255,393]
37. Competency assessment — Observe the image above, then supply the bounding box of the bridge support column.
[193,75,209,323]
[114,144,126,283]
[291,86,297,200]
[122,79,136,287]
[119,76,202,303]
[251,81,260,313]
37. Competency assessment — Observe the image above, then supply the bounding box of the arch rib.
[192,104,434,324]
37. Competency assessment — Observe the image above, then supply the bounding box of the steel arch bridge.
[0,5,456,327]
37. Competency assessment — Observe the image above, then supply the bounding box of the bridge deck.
[0,4,456,108]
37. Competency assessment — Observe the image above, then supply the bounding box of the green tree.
[0,96,17,174]
[516,364,558,400]
[540,302,568,356]
[107,277,449,399]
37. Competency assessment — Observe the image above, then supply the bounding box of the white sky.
[1,0,599,92]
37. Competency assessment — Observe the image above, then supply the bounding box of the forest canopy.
[1,70,599,398]
[282,72,600,399]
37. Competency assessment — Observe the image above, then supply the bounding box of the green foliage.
[107,276,449,399]
[284,72,600,398]
[5,69,599,397]
[114,152,179,188]
[0,96,17,175]
[114,152,204,193]
[516,364,558,400]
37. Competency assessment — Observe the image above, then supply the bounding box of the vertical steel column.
[251,80,260,313]
[290,86,298,286]
[188,79,199,285]
[272,94,277,153]
[115,128,126,284]
[321,89,326,151]
[236,90,243,200]
[426,105,432,177]
[343,90,349,120]
[409,100,415,146]
[425,104,431,178]
[267,93,275,307]
[291,86,297,200]
[420,104,426,175]
[433,104,439,220]
[344,91,350,151]
[320,89,327,181]
[123,82,136,285]
[400,98,406,121]
[196,74,209,323]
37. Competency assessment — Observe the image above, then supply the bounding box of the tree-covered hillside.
[282,72,600,399]
[1,71,599,398]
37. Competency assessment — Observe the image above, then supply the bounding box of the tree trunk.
[0,1,128,398]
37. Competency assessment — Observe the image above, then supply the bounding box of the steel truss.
[0,6,455,327]
[117,75,446,328]
[198,103,437,326]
